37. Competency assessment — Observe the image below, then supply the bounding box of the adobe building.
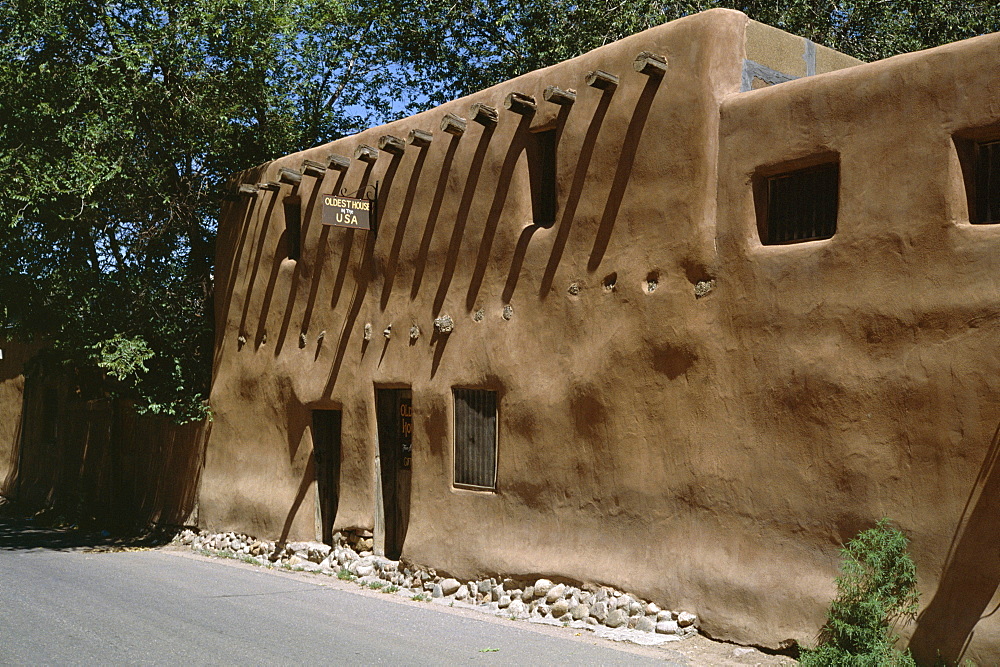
[202,9,1000,661]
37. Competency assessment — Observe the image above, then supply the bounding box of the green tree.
[801,518,920,666]
[0,0,430,419]
[2,0,998,420]
[395,0,1000,106]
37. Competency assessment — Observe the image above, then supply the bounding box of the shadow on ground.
[0,500,178,552]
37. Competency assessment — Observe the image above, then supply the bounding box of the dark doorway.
[375,388,412,560]
[312,409,342,546]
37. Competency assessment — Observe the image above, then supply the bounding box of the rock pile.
[173,529,699,638]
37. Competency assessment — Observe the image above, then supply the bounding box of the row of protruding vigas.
[233,51,668,197]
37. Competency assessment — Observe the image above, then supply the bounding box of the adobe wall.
[202,6,1000,660]
[0,341,34,497]
[204,8,749,543]
[744,18,862,86]
[717,31,1000,662]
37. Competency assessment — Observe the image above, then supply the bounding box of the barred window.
[973,140,1000,224]
[758,162,839,245]
[453,389,497,490]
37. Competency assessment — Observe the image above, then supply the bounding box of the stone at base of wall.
[174,528,699,640]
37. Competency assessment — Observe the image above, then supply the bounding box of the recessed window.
[453,388,497,490]
[756,161,839,245]
[527,129,557,227]
[284,197,301,260]
[973,140,1000,224]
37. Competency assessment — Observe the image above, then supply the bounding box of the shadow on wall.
[909,421,1000,664]
[381,144,430,310]
[465,113,534,311]
[588,74,662,273]
[323,165,382,397]
[5,374,209,529]
[274,174,329,357]
[410,135,461,300]
[215,163,268,366]
[278,453,315,545]
[300,171,348,338]
[432,123,496,316]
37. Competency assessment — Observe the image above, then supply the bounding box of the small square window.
[973,140,1000,224]
[453,388,497,490]
[756,162,839,245]
[284,197,301,260]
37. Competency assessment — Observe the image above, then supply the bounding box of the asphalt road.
[0,519,684,665]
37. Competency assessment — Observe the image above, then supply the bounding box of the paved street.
[0,518,685,665]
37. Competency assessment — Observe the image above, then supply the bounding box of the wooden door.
[375,389,412,560]
[312,409,342,546]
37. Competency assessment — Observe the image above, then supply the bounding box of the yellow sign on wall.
[322,195,374,230]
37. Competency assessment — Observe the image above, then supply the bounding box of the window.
[955,131,1000,225]
[973,140,1000,224]
[527,129,557,227]
[453,388,497,490]
[756,161,839,245]
[283,197,301,260]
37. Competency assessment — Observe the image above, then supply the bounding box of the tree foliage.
[0,0,430,419]
[801,518,920,666]
[1,0,999,420]
[394,0,1000,108]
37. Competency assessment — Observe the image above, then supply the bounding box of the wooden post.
[327,153,351,171]
[470,103,499,126]
[355,144,379,163]
[633,51,668,77]
[256,181,281,191]
[373,412,386,557]
[278,167,302,185]
[238,183,259,196]
[314,461,323,543]
[378,134,406,155]
[407,129,433,147]
[504,92,536,115]
[301,159,327,177]
[440,113,467,135]
[543,86,577,105]
[585,69,619,90]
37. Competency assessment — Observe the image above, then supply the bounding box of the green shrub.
[801,518,919,666]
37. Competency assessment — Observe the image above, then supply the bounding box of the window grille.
[284,197,301,260]
[761,162,839,245]
[453,388,497,490]
[974,140,1000,224]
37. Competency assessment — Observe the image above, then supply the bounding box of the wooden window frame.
[452,388,498,492]
[753,156,839,245]
[956,130,1000,225]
